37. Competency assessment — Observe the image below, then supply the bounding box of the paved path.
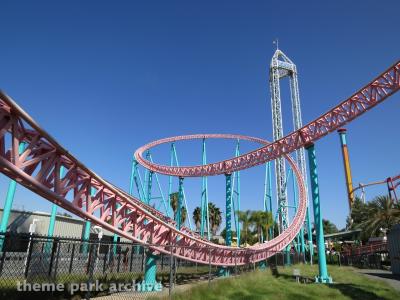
[355,269,400,292]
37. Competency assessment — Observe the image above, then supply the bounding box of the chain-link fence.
[0,233,304,300]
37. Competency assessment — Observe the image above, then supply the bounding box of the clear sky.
[0,0,399,231]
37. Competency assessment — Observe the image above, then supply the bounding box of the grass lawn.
[151,264,400,300]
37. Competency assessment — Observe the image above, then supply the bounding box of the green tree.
[193,206,201,231]
[250,211,274,243]
[209,202,222,235]
[322,219,339,235]
[359,195,400,238]
[169,192,187,226]
[237,210,252,245]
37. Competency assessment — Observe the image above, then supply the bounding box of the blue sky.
[0,0,399,231]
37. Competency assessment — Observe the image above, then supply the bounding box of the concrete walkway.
[355,269,400,292]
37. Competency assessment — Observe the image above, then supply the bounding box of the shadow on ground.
[364,272,400,281]
[269,265,388,300]
[328,283,386,300]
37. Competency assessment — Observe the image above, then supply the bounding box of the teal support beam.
[44,165,66,254]
[225,173,232,246]
[232,139,241,246]
[129,159,145,201]
[200,138,210,240]
[0,142,26,251]
[148,154,170,217]
[82,188,95,254]
[306,143,332,283]
[147,171,154,205]
[142,251,160,291]
[82,221,91,254]
[306,207,313,263]
[264,162,273,240]
[168,144,174,218]
[291,167,303,253]
[176,177,184,229]
[47,166,66,238]
[220,174,232,277]
[171,145,193,230]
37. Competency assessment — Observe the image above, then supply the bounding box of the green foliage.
[151,265,400,300]
[323,219,339,234]
[349,195,400,242]
[237,210,274,245]
[169,192,187,225]
[191,202,222,236]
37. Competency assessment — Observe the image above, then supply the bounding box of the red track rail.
[342,242,388,256]
[0,95,307,266]
[135,61,400,177]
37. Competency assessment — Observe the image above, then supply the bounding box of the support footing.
[217,267,230,277]
[315,276,333,284]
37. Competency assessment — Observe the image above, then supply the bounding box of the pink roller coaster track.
[0,60,398,266]
[136,61,400,177]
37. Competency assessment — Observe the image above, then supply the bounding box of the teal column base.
[258,260,267,269]
[142,252,161,292]
[315,276,333,284]
[285,247,291,266]
[217,267,230,277]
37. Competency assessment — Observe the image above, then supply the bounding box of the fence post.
[86,243,98,300]
[208,247,211,286]
[117,249,121,272]
[24,236,34,279]
[68,243,75,274]
[48,238,58,277]
[0,240,7,275]
[129,244,134,272]
[53,241,61,280]
[102,244,107,274]
[169,244,174,299]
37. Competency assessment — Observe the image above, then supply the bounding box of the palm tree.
[360,195,400,238]
[193,207,201,231]
[250,211,263,243]
[209,203,222,235]
[260,211,273,241]
[170,192,179,216]
[169,192,187,226]
[180,206,187,225]
[238,210,252,245]
[249,211,273,243]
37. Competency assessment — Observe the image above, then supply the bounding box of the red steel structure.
[342,242,388,256]
[0,99,306,266]
[0,60,398,267]
[136,61,400,177]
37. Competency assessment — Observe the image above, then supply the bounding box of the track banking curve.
[0,60,397,267]
[0,92,306,266]
[135,61,400,177]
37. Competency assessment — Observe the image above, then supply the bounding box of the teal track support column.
[218,173,232,277]
[306,143,332,283]
[0,142,26,251]
[143,170,159,290]
[306,207,313,264]
[285,246,291,266]
[82,221,91,254]
[200,138,210,239]
[47,166,66,236]
[225,174,232,246]
[142,251,159,291]
[82,188,95,254]
[176,177,184,229]
[45,166,66,254]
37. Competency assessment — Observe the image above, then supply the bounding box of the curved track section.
[135,61,400,177]
[0,92,306,266]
